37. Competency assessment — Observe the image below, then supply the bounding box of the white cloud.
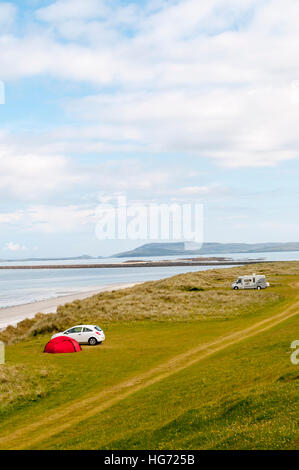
[0,0,295,87]
[0,135,82,199]
[85,159,171,191]
[0,210,24,224]
[27,204,97,233]
[0,3,17,30]
[66,85,299,167]
[178,185,229,197]
[0,123,176,197]
[4,241,27,252]
[0,0,299,168]
[36,0,109,23]
[0,205,98,234]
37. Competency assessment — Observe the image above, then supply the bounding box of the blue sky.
[0,0,299,257]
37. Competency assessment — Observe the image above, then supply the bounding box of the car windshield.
[94,326,102,331]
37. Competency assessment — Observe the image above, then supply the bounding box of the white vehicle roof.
[66,325,100,329]
[238,274,265,278]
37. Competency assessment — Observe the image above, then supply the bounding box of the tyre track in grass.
[0,299,298,449]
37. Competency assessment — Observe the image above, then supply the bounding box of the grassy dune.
[0,262,298,449]
[0,262,292,344]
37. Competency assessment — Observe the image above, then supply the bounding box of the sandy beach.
[0,282,138,330]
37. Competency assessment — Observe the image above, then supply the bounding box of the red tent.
[44,335,82,354]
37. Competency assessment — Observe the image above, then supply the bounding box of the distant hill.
[0,255,102,262]
[113,242,299,258]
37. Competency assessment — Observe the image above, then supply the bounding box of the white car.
[52,325,105,345]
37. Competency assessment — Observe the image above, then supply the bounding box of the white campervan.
[232,274,269,290]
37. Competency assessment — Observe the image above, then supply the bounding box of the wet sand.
[0,282,138,329]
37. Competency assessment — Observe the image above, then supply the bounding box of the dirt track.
[0,297,298,450]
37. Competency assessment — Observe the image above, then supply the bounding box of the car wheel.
[88,337,98,346]
[234,286,239,290]
[257,286,261,290]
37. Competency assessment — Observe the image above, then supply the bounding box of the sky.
[0,0,299,257]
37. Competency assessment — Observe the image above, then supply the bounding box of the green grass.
[49,317,297,450]
[0,262,298,449]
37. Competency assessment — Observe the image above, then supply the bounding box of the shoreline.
[0,259,267,270]
[0,282,139,330]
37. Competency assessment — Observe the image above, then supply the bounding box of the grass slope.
[0,262,298,449]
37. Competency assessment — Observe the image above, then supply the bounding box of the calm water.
[0,250,298,308]
[0,265,233,308]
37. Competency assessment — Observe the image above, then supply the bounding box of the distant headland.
[1,242,299,264]
[112,241,299,258]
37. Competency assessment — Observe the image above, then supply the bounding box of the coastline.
[0,282,139,330]
[0,259,266,270]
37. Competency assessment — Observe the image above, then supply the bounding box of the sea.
[0,251,298,309]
